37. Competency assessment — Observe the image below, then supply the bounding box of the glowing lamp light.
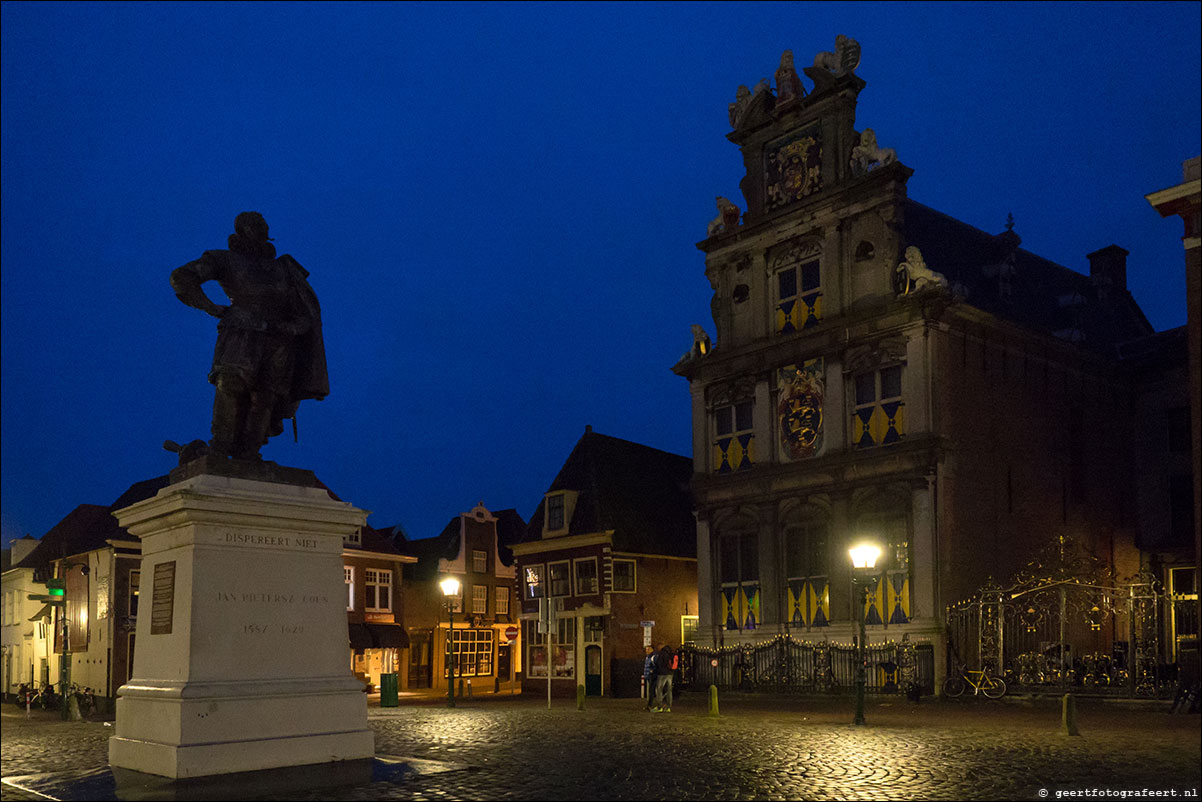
[440,577,460,597]
[848,543,881,570]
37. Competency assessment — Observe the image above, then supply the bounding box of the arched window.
[782,504,830,628]
[716,515,759,630]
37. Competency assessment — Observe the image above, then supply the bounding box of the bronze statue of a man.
[171,212,328,461]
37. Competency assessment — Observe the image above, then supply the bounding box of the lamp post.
[440,577,460,708]
[848,543,881,726]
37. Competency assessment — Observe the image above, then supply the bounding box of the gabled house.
[400,503,524,694]
[2,534,50,698]
[512,427,698,698]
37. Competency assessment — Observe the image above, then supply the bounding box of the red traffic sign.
[504,625,519,643]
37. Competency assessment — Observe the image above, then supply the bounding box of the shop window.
[364,569,392,612]
[612,559,636,592]
[853,365,904,448]
[524,618,575,679]
[549,561,571,597]
[713,400,754,473]
[472,584,488,615]
[447,628,495,678]
[472,550,488,573]
[575,558,598,595]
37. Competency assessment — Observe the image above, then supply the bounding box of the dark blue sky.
[3,2,1199,546]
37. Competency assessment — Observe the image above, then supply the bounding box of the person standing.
[653,642,675,712]
[642,645,657,711]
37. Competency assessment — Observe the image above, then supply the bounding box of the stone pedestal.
[108,472,374,779]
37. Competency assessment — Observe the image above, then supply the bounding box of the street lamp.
[848,542,881,726]
[440,577,460,708]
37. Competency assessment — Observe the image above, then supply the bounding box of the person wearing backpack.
[652,643,676,712]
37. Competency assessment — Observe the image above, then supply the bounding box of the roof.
[522,429,696,559]
[901,200,1154,351]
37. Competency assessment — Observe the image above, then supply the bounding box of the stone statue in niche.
[170,212,329,461]
[850,129,897,175]
[707,197,742,237]
[812,34,861,76]
[896,246,948,295]
[774,50,806,105]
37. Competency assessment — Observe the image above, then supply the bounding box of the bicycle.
[943,667,1006,699]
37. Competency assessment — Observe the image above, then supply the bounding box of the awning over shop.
[348,623,372,652]
[366,623,409,649]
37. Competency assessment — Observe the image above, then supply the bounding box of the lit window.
[853,365,904,448]
[612,559,636,592]
[447,629,495,677]
[574,558,598,595]
[714,400,754,473]
[495,585,510,615]
[364,569,392,612]
[472,584,488,615]
[344,566,354,611]
[472,550,488,573]
[524,564,544,599]
[129,570,140,617]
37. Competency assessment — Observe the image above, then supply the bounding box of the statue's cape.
[278,253,329,404]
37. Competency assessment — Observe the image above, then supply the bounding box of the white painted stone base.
[108,473,375,779]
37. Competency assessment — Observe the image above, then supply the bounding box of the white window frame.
[548,560,571,598]
[546,493,566,531]
[495,585,510,615]
[612,558,636,593]
[364,569,392,612]
[574,557,598,595]
[344,566,354,611]
[524,563,545,599]
[472,550,488,573]
[472,584,488,615]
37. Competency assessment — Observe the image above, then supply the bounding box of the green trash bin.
[380,672,399,707]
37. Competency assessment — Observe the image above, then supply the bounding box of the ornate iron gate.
[679,635,935,695]
[945,536,1168,697]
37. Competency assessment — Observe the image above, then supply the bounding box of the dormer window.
[547,494,565,530]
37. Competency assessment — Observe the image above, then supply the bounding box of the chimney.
[1087,244,1128,291]
[10,535,38,565]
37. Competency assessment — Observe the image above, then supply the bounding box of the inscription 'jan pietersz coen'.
[217,592,329,604]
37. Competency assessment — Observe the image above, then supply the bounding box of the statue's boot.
[234,396,275,461]
[210,387,246,459]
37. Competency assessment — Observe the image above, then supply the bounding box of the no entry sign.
[504,625,519,643]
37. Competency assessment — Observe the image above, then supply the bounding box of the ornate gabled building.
[674,38,1166,686]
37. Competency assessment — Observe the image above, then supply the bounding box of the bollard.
[576,684,585,711]
[1062,693,1080,736]
[709,684,719,717]
[467,678,473,699]
[458,679,465,698]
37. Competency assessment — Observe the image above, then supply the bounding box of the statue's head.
[234,211,271,242]
[229,211,275,259]
[780,50,794,69]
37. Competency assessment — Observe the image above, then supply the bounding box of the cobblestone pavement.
[2,692,1198,801]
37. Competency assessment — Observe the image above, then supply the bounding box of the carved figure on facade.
[728,84,752,128]
[812,35,861,77]
[681,324,712,363]
[850,128,897,176]
[774,50,806,106]
[895,246,948,295]
[707,196,742,237]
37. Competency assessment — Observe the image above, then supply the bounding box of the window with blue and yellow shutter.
[775,259,822,334]
[852,365,904,448]
[713,400,754,473]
